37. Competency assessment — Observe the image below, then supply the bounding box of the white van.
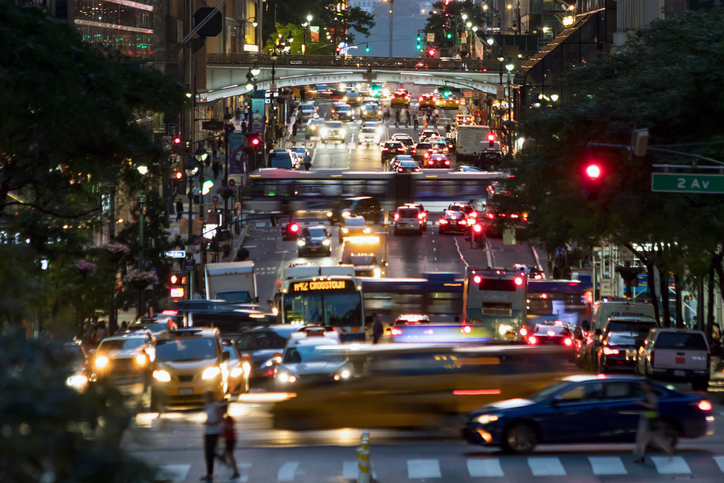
[637,328,710,391]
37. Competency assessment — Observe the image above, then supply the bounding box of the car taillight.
[698,400,713,411]
[429,161,434,165]
[473,224,482,233]
[418,213,425,220]
[486,213,495,219]
[470,211,477,218]
[528,336,537,345]
[439,219,448,224]
[394,213,400,220]
[602,346,619,355]
[445,160,450,165]
[162,310,178,315]
[418,96,423,101]
[390,328,402,336]
[382,147,389,151]
[519,327,527,336]
[398,168,403,172]
[510,214,519,219]
[563,338,573,346]
[461,325,472,334]
[547,330,555,336]
[424,153,429,158]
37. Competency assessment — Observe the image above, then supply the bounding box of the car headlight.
[202,366,221,380]
[363,227,371,233]
[477,414,499,425]
[153,370,171,382]
[297,239,306,246]
[264,356,282,367]
[322,239,331,246]
[334,368,352,381]
[342,211,350,218]
[94,355,109,370]
[342,227,349,233]
[498,324,513,336]
[66,374,88,391]
[278,372,297,383]
[135,354,148,367]
[242,361,251,376]
[373,268,381,278]
[320,128,328,137]
[230,367,243,378]
[327,212,333,217]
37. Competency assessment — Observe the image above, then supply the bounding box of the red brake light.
[417,213,425,220]
[390,328,402,336]
[547,330,556,336]
[473,224,482,233]
[162,310,178,315]
[470,211,477,218]
[528,336,538,345]
[563,338,573,346]
[394,213,400,220]
[424,153,429,158]
[510,214,519,219]
[603,347,619,355]
[445,160,450,165]
[462,325,472,334]
[439,218,448,224]
[698,400,713,411]
[519,327,528,336]
[473,275,482,284]
[290,223,299,232]
[486,213,495,219]
[514,277,524,286]
[488,133,495,142]
[398,168,403,172]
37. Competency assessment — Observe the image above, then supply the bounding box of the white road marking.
[277,461,299,481]
[467,459,504,477]
[485,238,494,267]
[454,238,469,267]
[651,456,691,474]
[408,459,442,479]
[588,456,627,475]
[528,457,566,476]
[155,465,190,482]
[714,455,724,472]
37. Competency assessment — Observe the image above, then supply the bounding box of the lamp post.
[270,49,278,145]
[303,14,312,54]
[505,57,515,153]
[461,14,468,57]
[136,169,147,318]
[382,0,395,57]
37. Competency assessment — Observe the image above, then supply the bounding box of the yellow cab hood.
[156,359,217,372]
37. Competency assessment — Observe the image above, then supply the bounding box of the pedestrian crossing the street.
[155,454,724,481]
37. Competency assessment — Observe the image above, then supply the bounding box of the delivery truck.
[204,261,258,304]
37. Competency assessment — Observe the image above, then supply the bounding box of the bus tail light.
[473,275,482,284]
[514,277,524,286]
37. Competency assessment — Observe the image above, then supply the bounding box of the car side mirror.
[222,352,231,361]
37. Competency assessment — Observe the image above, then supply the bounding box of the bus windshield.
[284,291,362,327]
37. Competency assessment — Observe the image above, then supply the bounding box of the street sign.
[600,279,613,297]
[426,33,435,42]
[651,173,724,193]
[163,250,186,259]
[496,85,505,100]
[202,120,224,131]
[270,83,277,92]
[183,259,196,272]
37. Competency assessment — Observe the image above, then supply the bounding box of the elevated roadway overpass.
[206,54,503,102]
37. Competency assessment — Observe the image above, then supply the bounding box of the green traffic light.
[446,32,452,39]
[417,35,421,42]
[365,45,370,52]
[416,44,422,50]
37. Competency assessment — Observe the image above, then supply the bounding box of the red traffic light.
[585,164,602,179]
[250,137,260,146]
[290,223,299,233]
[173,137,182,145]
[427,48,436,58]
[174,172,183,179]
[473,224,483,233]
[170,274,179,284]
[487,133,495,142]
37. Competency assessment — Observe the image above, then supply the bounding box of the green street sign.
[651,173,724,193]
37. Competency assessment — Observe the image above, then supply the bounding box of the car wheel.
[658,420,680,450]
[242,376,250,394]
[502,422,538,454]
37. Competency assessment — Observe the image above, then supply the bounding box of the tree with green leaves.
[502,9,724,334]
[423,0,487,54]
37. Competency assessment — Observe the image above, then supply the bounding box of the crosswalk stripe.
[467,459,504,477]
[588,456,627,475]
[155,464,190,482]
[528,457,566,476]
[714,456,724,472]
[408,459,441,479]
[651,456,691,474]
[277,461,299,481]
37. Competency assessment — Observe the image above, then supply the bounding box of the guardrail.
[207,53,501,72]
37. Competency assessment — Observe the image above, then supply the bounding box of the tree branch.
[1,201,102,219]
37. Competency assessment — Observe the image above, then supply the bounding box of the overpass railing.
[207,53,502,72]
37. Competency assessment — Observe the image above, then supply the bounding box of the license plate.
[506,332,515,339]
[400,223,406,227]
[674,370,685,377]
[626,350,636,360]
[179,388,193,396]
[675,356,685,364]
[310,248,317,251]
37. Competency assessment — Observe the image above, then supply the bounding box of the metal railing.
[207,53,501,72]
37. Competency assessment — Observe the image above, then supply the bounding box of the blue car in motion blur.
[463,375,714,453]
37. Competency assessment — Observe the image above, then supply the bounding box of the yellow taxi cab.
[437,95,460,109]
[390,90,410,107]
[418,93,437,110]
[151,328,229,408]
[360,103,382,121]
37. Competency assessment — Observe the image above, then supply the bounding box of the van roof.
[607,315,657,322]
[155,327,218,340]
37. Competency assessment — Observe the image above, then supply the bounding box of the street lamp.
[551,94,559,102]
[251,62,260,76]
[303,14,313,55]
[505,57,515,151]
[270,50,278,146]
[136,166,147,318]
[381,0,396,57]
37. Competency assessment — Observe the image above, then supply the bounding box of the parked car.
[463,375,715,453]
[636,328,711,390]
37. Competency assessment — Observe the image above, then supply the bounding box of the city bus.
[462,268,527,341]
[360,273,464,325]
[276,265,365,342]
[526,280,593,329]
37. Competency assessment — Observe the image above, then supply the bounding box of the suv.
[637,328,710,390]
[393,205,423,235]
[358,124,381,144]
[297,226,332,257]
[327,196,382,225]
[381,141,406,162]
[331,103,354,121]
[151,328,229,408]
[235,325,305,386]
[91,332,154,390]
[338,215,371,242]
[274,327,349,388]
[414,142,434,162]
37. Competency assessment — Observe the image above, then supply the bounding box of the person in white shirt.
[200,391,223,481]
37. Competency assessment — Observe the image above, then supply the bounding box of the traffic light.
[446,32,452,39]
[335,46,341,56]
[427,48,436,58]
[582,162,603,201]
[173,137,181,145]
[416,34,422,50]
[168,273,187,299]
[171,170,185,188]
[244,133,262,154]
[365,44,370,53]
[171,137,189,155]
[282,221,300,241]
[488,132,495,147]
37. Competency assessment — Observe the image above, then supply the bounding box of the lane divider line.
[454,238,469,268]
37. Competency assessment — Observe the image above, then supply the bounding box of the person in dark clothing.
[241,121,248,134]
[235,247,250,261]
[303,153,312,171]
[292,121,298,139]
[175,199,183,222]
[212,159,221,180]
[372,316,383,344]
[553,264,561,279]
[395,109,401,127]
[300,88,306,101]
[222,243,231,262]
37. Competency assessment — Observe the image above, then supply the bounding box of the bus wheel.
[503,422,538,454]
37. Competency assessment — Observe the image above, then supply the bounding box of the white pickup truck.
[636,328,710,391]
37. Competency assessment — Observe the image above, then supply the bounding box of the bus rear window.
[478,279,517,291]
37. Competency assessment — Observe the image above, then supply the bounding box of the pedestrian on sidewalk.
[201,391,223,481]
[633,379,672,463]
[218,403,240,479]
[175,198,183,222]
[222,243,231,262]
[212,158,220,180]
[413,113,419,131]
[292,121,298,140]
[404,107,411,128]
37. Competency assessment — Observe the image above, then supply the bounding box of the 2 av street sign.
[651,173,724,194]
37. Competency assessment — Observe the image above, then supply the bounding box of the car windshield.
[362,105,376,111]
[293,147,306,154]
[398,208,419,217]
[155,338,217,362]
[283,344,344,363]
[400,161,418,167]
[608,333,641,345]
[345,218,366,227]
[337,105,351,112]
[607,321,657,334]
[306,227,327,237]
[328,122,343,129]
[655,332,708,350]
[216,290,252,304]
[222,345,238,359]
[386,143,403,149]
[312,120,325,126]
[535,325,570,336]
[128,323,166,333]
[417,143,431,149]
[99,338,146,352]
[347,255,376,265]
[361,128,376,133]
[316,85,328,91]
[395,156,413,161]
